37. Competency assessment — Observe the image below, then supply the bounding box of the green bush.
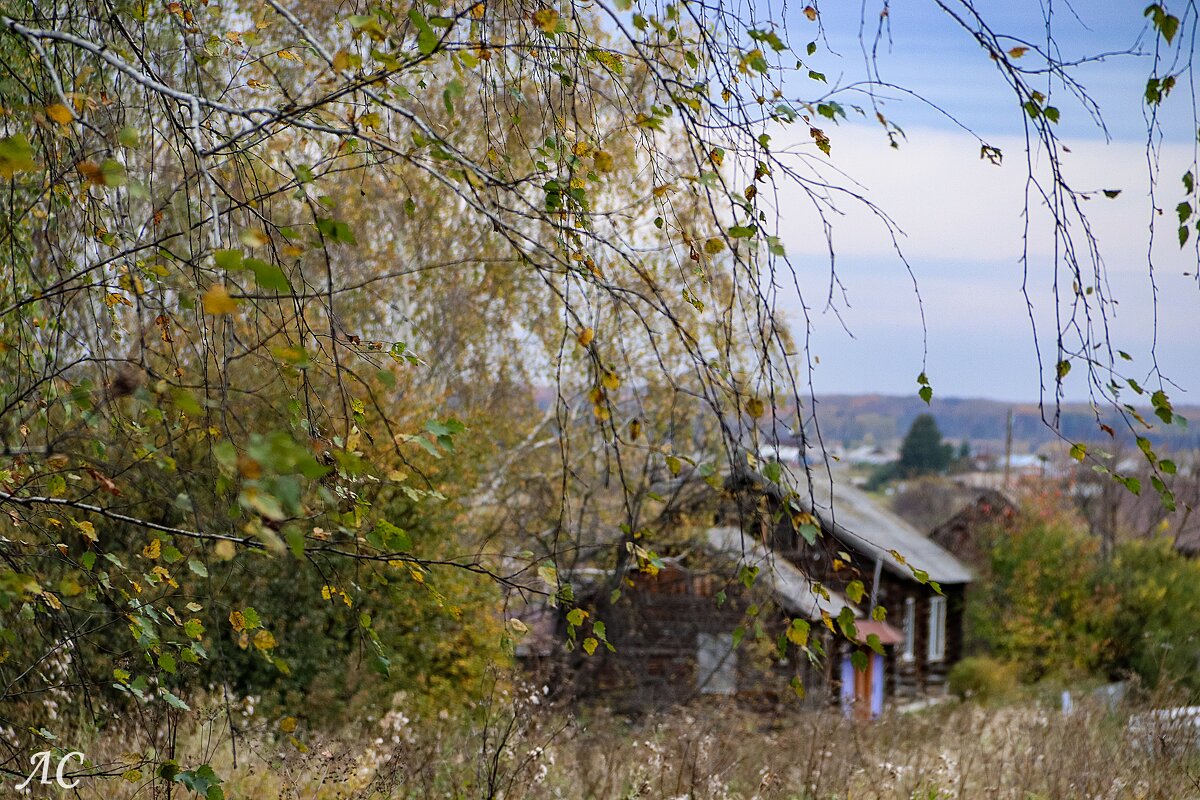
[966,516,1108,681]
[948,656,1020,702]
[1100,539,1200,693]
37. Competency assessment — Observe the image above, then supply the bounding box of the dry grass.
[27,687,1200,800]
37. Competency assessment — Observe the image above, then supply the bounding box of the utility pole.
[1003,408,1014,489]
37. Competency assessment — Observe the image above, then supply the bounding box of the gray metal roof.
[705,526,859,620]
[795,468,974,585]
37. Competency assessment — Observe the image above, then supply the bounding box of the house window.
[902,597,916,662]
[928,596,947,662]
[696,632,737,695]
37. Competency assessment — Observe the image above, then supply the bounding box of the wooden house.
[774,470,974,709]
[566,528,855,712]
[534,462,974,717]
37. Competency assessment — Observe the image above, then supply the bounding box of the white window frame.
[927,596,947,662]
[901,597,916,662]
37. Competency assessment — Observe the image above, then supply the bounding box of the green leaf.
[786,619,810,647]
[1070,442,1087,461]
[816,101,844,120]
[566,608,587,627]
[837,606,857,640]
[1145,77,1162,105]
[919,385,933,404]
[214,249,243,270]
[1160,13,1180,43]
[160,688,191,711]
[0,134,37,176]
[368,520,412,552]
[243,258,291,292]
[409,9,439,55]
[799,523,820,545]
[118,126,142,148]
[424,418,466,437]
[1147,388,1176,422]
[187,559,208,578]
[727,224,756,238]
[845,580,865,603]
[241,607,261,629]
[1056,360,1071,380]
[176,764,222,799]
[98,159,127,187]
[158,652,177,674]
[748,28,787,52]
[315,217,356,245]
[442,79,465,115]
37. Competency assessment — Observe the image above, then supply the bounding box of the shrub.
[948,656,1020,702]
[966,515,1110,681]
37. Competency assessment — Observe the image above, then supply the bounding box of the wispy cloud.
[764,123,1199,402]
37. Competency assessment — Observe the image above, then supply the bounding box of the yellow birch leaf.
[532,8,559,33]
[202,285,238,315]
[75,520,97,542]
[46,104,74,126]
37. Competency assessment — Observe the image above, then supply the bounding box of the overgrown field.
[36,688,1200,800]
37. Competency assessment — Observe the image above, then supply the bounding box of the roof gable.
[794,469,974,585]
[705,526,858,620]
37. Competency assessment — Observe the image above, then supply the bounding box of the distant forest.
[798,395,1200,455]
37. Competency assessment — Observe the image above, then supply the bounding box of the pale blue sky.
[766,1,1199,403]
